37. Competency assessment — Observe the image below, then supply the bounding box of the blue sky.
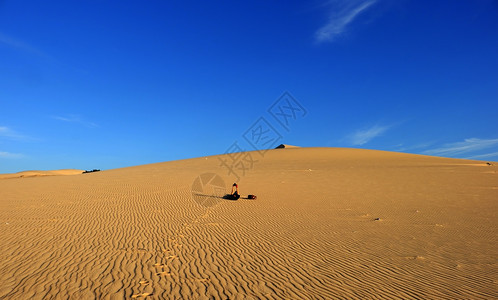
[1,0,497,173]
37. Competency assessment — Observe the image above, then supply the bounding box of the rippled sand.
[0,147,496,299]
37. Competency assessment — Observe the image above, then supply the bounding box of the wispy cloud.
[52,115,98,128]
[0,126,30,141]
[349,124,390,145]
[0,32,48,58]
[393,142,435,152]
[315,0,377,43]
[0,151,24,159]
[466,151,498,160]
[423,138,498,157]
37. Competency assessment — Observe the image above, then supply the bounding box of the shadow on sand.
[222,194,240,201]
[192,193,247,201]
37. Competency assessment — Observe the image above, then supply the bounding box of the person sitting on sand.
[231,183,240,200]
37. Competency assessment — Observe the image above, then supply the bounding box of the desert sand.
[0,147,497,299]
[0,169,83,180]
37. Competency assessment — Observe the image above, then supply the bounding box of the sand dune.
[0,147,497,299]
[0,169,83,180]
[275,144,300,149]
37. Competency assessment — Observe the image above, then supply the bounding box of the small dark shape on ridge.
[83,169,101,174]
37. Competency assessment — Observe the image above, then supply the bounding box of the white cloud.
[394,142,435,152]
[315,0,377,43]
[0,32,48,57]
[350,124,389,145]
[0,126,28,140]
[52,115,98,128]
[423,138,498,156]
[466,151,498,160]
[0,151,23,159]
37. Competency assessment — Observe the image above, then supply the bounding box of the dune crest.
[0,147,497,299]
[275,144,300,149]
[0,169,83,180]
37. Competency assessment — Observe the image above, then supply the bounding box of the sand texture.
[0,148,497,299]
[0,169,83,180]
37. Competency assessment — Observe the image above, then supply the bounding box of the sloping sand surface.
[0,148,497,299]
[275,144,300,149]
[0,169,83,180]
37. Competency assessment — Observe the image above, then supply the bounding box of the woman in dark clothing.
[231,183,240,200]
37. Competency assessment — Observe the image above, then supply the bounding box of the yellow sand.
[0,147,496,299]
[0,169,83,180]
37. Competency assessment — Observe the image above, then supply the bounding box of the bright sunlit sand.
[0,169,83,180]
[0,147,497,299]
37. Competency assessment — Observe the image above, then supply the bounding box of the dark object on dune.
[83,169,101,174]
[223,183,241,200]
[223,193,240,200]
[224,183,257,200]
[486,162,492,166]
[231,183,240,199]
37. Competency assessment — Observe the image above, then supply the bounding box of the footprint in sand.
[406,255,425,261]
[139,280,150,286]
[131,292,153,298]
[157,271,172,276]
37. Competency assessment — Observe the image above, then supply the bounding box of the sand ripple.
[1,148,497,299]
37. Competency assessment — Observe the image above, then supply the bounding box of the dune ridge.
[0,147,497,299]
[0,169,83,180]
